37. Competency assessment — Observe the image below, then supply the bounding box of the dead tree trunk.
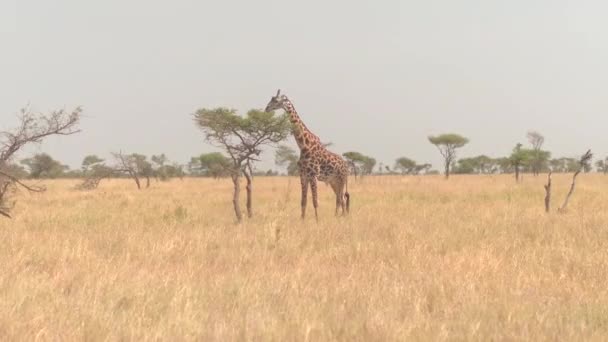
[231,172,243,223]
[544,172,552,213]
[559,170,581,212]
[558,149,592,213]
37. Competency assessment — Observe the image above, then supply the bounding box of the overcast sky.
[2,0,608,171]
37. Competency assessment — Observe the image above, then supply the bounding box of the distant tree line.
[11,129,604,183]
[1,101,598,222]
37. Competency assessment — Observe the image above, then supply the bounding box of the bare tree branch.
[0,106,81,218]
[0,170,45,192]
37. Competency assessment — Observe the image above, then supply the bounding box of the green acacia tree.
[596,157,608,174]
[509,143,534,182]
[194,107,290,222]
[151,154,169,181]
[342,151,376,179]
[192,152,231,178]
[526,131,550,175]
[81,155,104,173]
[428,133,469,179]
[275,145,299,176]
[455,155,497,174]
[76,155,115,190]
[394,157,417,174]
[20,153,68,179]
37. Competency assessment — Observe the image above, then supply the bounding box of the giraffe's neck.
[282,98,320,150]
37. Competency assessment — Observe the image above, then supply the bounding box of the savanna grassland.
[1,174,608,341]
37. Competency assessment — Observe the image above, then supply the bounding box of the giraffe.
[265,89,350,220]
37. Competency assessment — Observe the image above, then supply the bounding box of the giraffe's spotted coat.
[265,90,350,220]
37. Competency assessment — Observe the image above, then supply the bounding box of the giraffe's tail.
[344,177,350,214]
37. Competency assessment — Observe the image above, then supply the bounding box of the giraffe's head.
[264,89,289,113]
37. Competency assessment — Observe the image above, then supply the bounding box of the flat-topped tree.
[275,145,299,176]
[596,157,608,174]
[343,151,376,179]
[151,154,168,180]
[81,155,105,173]
[527,131,548,175]
[428,133,469,179]
[455,155,497,174]
[509,143,534,182]
[189,152,232,178]
[76,155,114,191]
[20,153,68,179]
[194,107,290,223]
[0,106,81,218]
[394,157,417,175]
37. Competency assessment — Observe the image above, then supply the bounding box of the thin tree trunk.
[559,170,581,212]
[544,172,552,213]
[444,161,450,179]
[244,169,253,218]
[132,173,141,189]
[515,164,520,182]
[146,176,150,188]
[231,173,242,223]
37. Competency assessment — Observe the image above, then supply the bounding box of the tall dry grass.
[1,174,608,340]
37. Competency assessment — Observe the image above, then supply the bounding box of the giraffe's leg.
[339,183,347,216]
[330,182,342,216]
[300,175,308,220]
[310,177,319,222]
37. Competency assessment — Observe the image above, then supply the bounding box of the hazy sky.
[2,0,608,171]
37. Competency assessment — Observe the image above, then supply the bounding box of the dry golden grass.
[1,174,608,341]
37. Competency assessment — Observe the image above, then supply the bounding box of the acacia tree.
[550,157,580,173]
[0,106,81,218]
[112,152,153,189]
[527,131,547,175]
[194,108,290,222]
[76,155,115,190]
[455,155,498,174]
[21,153,68,178]
[189,152,232,178]
[472,155,496,174]
[454,158,476,174]
[151,154,169,181]
[509,143,533,182]
[393,158,432,175]
[275,145,299,176]
[81,155,104,173]
[596,157,608,174]
[413,163,432,175]
[394,157,417,175]
[343,151,376,179]
[428,133,469,179]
